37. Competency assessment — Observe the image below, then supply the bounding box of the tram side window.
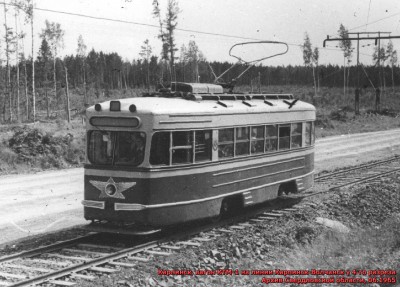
[172,131,193,164]
[218,128,234,158]
[265,125,278,152]
[195,130,212,162]
[251,126,264,154]
[150,132,170,165]
[278,125,291,150]
[236,127,250,156]
[311,121,315,145]
[291,123,302,148]
[305,122,312,146]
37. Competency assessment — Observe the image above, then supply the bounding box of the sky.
[1,0,400,67]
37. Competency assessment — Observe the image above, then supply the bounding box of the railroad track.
[0,156,399,286]
[313,155,400,192]
[0,198,301,287]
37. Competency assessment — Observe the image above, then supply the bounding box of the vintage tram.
[82,82,315,232]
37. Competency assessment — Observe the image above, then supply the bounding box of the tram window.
[265,125,278,152]
[251,126,264,154]
[218,128,234,158]
[235,127,250,156]
[291,123,302,148]
[150,132,170,165]
[195,130,212,162]
[88,131,113,165]
[88,131,145,166]
[114,132,146,166]
[311,122,315,145]
[305,122,312,146]
[172,131,193,164]
[278,125,291,150]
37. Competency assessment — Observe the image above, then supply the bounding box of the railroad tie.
[63,248,110,257]
[26,258,71,267]
[70,273,96,280]
[0,271,27,280]
[109,261,136,268]
[257,216,276,220]
[49,280,76,286]
[89,266,117,273]
[47,254,92,262]
[230,225,246,230]
[250,218,265,223]
[282,208,299,211]
[145,250,172,256]
[3,263,54,273]
[178,241,202,247]
[128,255,150,262]
[262,212,283,217]
[77,243,123,251]
[278,210,292,214]
[192,237,212,242]
[159,245,181,250]
[219,228,233,233]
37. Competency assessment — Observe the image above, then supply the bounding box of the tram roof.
[87,95,315,116]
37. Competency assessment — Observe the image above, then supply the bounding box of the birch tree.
[386,40,397,93]
[152,0,180,81]
[338,24,352,99]
[76,35,87,104]
[301,32,318,99]
[40,20,64,105]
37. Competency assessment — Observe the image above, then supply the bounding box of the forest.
[0,0,399,124]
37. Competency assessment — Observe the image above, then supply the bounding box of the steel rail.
[10,240,160,287]
[0,233,99,264]
[327,167,400,191]
[315,156,399,181]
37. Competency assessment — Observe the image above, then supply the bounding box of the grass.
[283,216,400,272]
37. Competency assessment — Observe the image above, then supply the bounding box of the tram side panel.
[84,149,313,227]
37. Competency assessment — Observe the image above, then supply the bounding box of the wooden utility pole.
[3,3,12,122]
[65,67,70,123]
[323,32,398,113]
[31,4,35,123]
[15,10,20,122]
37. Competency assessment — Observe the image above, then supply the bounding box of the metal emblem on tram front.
[89,177,136,199]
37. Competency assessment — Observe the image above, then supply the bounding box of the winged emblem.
[89,177,136,199]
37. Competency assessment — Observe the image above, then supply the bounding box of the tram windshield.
[88,130,146,166]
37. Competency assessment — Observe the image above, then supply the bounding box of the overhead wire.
[365,0,372,31]
[0,1,382,63]
[0,1,365,56]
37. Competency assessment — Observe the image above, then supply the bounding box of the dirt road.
[0,129,399,245]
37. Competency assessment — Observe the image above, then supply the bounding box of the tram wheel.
[219,196,243,218]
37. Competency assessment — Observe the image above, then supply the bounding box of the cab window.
[150,132,170,165]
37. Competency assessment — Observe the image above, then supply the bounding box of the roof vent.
[217,100,233,108]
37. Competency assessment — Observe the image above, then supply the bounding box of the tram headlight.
[95,104,102,111]
[129,104,137,112]
[105,183,117,196]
